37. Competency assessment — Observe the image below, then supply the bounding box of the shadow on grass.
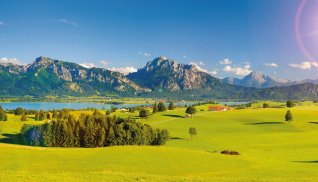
[28,116,35,120]
[292,160,318,163]
[245,122,283,125]
[308,122,318,124]
[206,150,218,154]
[170,137,185,140]
[162,114,184,118]
[0,133,26,145]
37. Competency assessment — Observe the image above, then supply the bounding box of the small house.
[208,106,229,112]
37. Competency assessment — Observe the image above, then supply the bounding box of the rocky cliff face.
[0,63,26,74]
[128,56,222,91]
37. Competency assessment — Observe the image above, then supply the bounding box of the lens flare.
[296,0,318,62]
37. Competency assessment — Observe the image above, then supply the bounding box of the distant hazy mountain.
[222,71,290,88]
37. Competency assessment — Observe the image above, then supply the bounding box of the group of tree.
[13,107,37,116]
[0,106,7,121]
[34,110,48,121]
[234,102,252,109]
[153,101,167,114]
[21,111,170,148]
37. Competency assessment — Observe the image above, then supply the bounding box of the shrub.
[221,150,240,155]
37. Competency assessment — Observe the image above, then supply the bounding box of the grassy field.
[1,102,318,181]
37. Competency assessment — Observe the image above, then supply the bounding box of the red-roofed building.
[208,105,229,112]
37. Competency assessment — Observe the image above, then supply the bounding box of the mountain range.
[1,56,318,100]
[222,71,318,88]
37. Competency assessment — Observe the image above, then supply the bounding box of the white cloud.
[209,70,217,75]
[223,64,252,76]
[219,58,232,65]
[264,62,278,67]
[138,52,151,57]
[80,62,95,68]
[189,62,217,75]
[189,62,208,73]
[0,57,23,65]
[289,61,318,70]
[183,56,187,59]
[0,21,4,26]
[108,66,137,75]
[99,60,109,68]
[199,61,205,65]
[58,19,77,27]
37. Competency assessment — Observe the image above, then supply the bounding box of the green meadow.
[1,102,318,181]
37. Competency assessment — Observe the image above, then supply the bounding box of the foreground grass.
[1,103,318,181]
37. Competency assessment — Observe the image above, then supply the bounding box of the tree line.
[21,110,170,148]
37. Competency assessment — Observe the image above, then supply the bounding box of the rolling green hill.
[1,103,318,181]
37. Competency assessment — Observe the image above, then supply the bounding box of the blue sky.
[0,0,317,79]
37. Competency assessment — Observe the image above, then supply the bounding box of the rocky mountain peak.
[144,56,178,72]
[128,56,220,91]
[243,71,267,84]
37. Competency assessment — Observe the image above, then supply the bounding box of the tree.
[189,127,197,140]
[20,113,27,121]
[39,110,45,120]
[263,103,270,108]
[158,102,167,112]
[105,109,111,116]
[110,106,117,113]
[52,109,57,118]
[286,100,295,108]
[0,106,7,121]
[153,102,158,114]
[185,106,197,117]
[168,102,175,110]
[47,113,51,119]
[139,108,150,118]
[285,110,293,123]
[35,113,39,121]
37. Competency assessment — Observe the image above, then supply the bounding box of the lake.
[0,102,194,110]
[0,101,249,110]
